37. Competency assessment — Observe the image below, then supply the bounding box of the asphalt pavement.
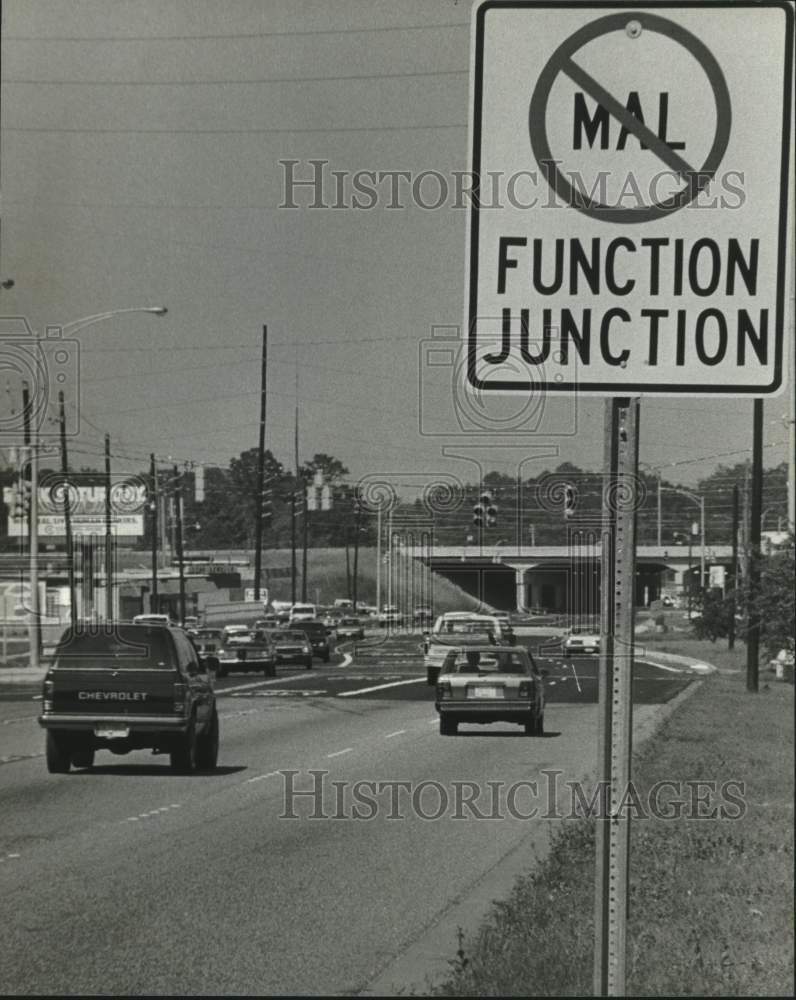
[0,629,695,995]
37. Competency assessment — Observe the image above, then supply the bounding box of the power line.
[3,123,467,135]
[4,21,469,43]
[3,69,468,86]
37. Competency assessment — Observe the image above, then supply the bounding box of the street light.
[28,306,168,667]
[638,462,663,546]
[660,486,705,591]
[672,530,695,615]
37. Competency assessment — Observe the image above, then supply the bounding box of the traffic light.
[473,498,485,527]
[485,494,498,528]
[564,484,576,519]
[474,491,496,528]
[12,479,31,520]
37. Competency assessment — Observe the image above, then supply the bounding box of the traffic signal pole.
[149,454,159,614]
[58,392,76,624]
[254,325,267,602]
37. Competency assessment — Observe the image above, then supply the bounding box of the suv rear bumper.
[39,713,190,732]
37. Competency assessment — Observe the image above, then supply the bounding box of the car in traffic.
[424,612,516,685]
[38,621,219,773]
[294,620,336,662]
[562,624,601,656]
[434,644,546,736]
[255,615,282,630]
[215,630,276,678]
[289,603,317,623]
[132,613,173,627]
[378,605,404,627]
[188,627,224,669]
[412,606,434,627]
[223,624,250,638]
[335,616,365,641]
[271,629,314,669]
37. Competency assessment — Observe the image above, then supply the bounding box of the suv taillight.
[518,681,533,699]
[174,682,187,713]
[43,676,54,712]
[436,681,452,699]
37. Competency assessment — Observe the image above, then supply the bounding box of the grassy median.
[426,640,794,997]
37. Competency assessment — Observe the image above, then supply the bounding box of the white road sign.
[465,1,794,396]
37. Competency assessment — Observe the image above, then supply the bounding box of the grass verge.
[425,651,793,996]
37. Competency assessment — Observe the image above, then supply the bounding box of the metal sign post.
[594,397,640,996]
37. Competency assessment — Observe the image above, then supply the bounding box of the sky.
[0,0,792,507]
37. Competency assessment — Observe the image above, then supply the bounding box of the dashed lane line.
[216,673,308,695]
[337,677,425,698]
[385,730,406,739]
[326,748,353,758]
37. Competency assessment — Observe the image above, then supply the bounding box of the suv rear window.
[53,626,175,669]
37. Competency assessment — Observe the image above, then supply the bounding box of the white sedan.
[562,626,601,655]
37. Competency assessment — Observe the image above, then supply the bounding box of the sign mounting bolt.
[625,19,642,39]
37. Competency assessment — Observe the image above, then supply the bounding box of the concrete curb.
[635,648,718,674]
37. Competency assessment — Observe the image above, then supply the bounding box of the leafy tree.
[750,535,795,661]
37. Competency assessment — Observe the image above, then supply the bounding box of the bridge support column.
[514,568,527,612]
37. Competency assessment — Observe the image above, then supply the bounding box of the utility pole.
[173,465,186,626]
[376,503,382,613]
[345,526,351,600]
[58,392,76,624]
[149,454,159,613]
[290,491,297,605]
[656,469,662,548]
[729,484,739,650]
[747,400,763,693]
[22,381,40,667]
[352,496,362,610]
[292,356,300,606]
[104,434,113,619]
[253,325,267,601]
[301,488,309,602]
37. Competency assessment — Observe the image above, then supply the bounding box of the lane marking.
[385,730,406,739]
[245,770,280,784]
[2,715,38,725]
[337,677,425,698]
[217,672,307,695]
[326,748,353,758]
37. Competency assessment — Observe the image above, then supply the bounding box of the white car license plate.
[95,725,130,739]
[470,687,499,699]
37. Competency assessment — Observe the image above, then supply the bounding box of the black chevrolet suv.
[38,622,219,774]
[295,620,336,663]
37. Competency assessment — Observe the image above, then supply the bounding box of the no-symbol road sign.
[466,1,794,396]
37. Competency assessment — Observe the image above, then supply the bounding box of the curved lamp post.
[28,306,168,667]
[661,486,705,590]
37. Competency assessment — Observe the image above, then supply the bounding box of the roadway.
[0,630,692,995]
